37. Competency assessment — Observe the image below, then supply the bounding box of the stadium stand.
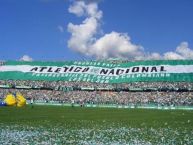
[0,60,193,108]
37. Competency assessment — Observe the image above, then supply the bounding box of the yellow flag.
[16,92,26,107]
[4,93,16,106]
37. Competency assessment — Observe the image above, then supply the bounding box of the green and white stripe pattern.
[1,60,193,83]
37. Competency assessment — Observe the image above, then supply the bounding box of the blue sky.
[0,0,193,61]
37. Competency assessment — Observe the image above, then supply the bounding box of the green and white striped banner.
[0,60,193,83]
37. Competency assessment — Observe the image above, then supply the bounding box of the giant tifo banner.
[1,60,193,83]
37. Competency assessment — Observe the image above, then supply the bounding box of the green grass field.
[0,105,193,144]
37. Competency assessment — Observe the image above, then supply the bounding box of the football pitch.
[0,105,193,144]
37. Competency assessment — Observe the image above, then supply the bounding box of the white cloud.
[145,53,162,60]
[19,55,33,61]
[176,42,193,59]
[68,1,102,18]
[67,1,193,60]
[68,1,86,17]
[91,31,143,59]
[162,42,193,60]
[68,17,99,55]
[57,25,64,33]
[67,1,142,59]
[163,52,184,60]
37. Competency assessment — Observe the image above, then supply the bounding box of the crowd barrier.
[30,101,193,110]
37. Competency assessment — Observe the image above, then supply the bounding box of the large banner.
[1,60,193,83]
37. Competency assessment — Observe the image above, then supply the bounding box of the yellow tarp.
[4,92,26,107]
[16,92,26,107]
[4,93,16,106]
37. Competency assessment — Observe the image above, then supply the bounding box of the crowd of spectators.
[1,59,193,107]
[0,80,193,90]
[0,80,193,106]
